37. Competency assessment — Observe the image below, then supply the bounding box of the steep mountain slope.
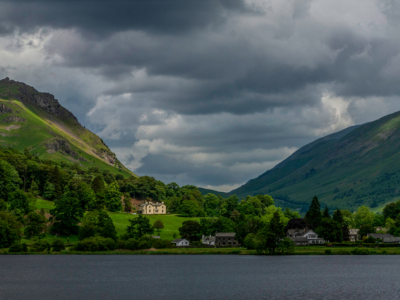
[198,187,229,198]
[0,77,134,177]
[231,111,400,211]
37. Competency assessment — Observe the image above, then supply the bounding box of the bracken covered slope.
[230,111,400,211]
[0,77,135,177]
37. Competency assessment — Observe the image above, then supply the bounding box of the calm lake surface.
[1,255,400,299]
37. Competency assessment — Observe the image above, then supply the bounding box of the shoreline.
[2,246,400,255]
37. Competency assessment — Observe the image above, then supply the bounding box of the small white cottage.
[172,239,190,247]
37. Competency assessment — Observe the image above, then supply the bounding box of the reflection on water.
[1,255,400,299]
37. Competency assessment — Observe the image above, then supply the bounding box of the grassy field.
[108,212,201,240]
[35,200,200,241]
[36,199,55,210]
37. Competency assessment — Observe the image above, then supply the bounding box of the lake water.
[1,255,400,299]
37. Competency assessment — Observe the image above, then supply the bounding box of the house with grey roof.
[172,239,189,247]
[289,237,309,246]
[383,236,400,243]
[202,235,216,245]
[367,233,392,240]
[215,233,240,247]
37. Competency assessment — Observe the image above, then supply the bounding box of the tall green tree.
[304,196,322,228]
[29,179,39,196]
[153,220,164,235]
[0,160,21,202]
[354,206,375,228]
[8,190,30,215]
[52,166,63,200]
[50,190,84,235]
[0,211,22,248]
[323,206,330,218]
[124,215,154,239]
[24,211,47,238]
[233,214,263,245]
[91,176,105,194]
[43,181,55,200]
[316,218,343,242]
[105,181,122,212]
[333,208,349,241]
[179,220,202,242]
[97,210,117,240]
[255,211,285,254]
[92,176,106,210]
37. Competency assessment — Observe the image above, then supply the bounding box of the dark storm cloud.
[4,0,400,190]
[0,0,247,36]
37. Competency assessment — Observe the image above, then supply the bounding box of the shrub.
[351,248,370,255]
[117,240,126,249]
[74,237,116,252]
[364,236,376,244]
[125,239,139,250]
[153,239,171,249]
[138,237,152,250]
[244,233,257,250]
[337,250,351,255]
[325,249,332,255]
[52,239,65,252]
[8,242,27,253]
[30,240,51,252]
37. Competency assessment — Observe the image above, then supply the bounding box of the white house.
[172,239,190,247]
[202,235,215,245]
[287,228,325,244]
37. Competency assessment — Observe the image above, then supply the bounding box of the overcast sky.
[1,0,400,191]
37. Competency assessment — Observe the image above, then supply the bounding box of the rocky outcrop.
[2,116,26,123]
[0,103,12,114]
[95,148,117,165]
[0,77,79,124]
[46,139,78,157]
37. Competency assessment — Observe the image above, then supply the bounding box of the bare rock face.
[2,116,26,123]
[46,139,78,157]
[0,103,12,114]
[0,77,79,124]
[96,148,117,164]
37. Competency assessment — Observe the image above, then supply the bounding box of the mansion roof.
[140,202,165,207]
[215,232,236,237]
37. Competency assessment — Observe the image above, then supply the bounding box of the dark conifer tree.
[333,208,344,224]
[52,166,62,200]
[323,206,330,218]
[305,196,322,228]
[91,176,106,210]
[333,208,349,241]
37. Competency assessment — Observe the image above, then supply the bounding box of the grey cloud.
[0,0,247,37]
[4,0,400,190]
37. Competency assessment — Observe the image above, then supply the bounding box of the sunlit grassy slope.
[0,98,133,177]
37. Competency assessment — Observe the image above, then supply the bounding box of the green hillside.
[231,111,400,212]
[0,77,134,177]
[198,187,229,198]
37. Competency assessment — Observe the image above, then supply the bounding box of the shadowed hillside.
[231,111,400,211]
